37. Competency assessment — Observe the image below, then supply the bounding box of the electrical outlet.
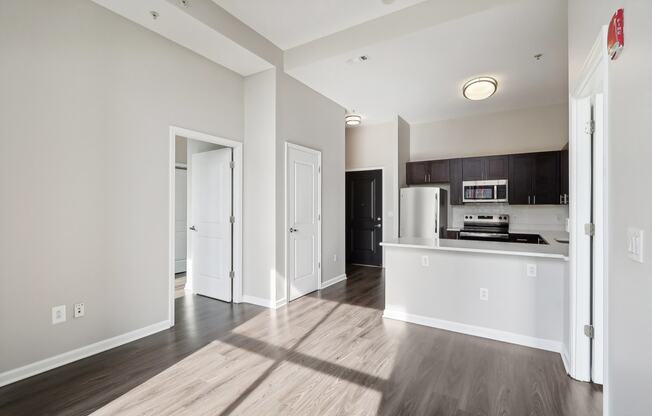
[479,288,489,301]
[52,305,66,324]
[421,255,429,267]
[527,264,537,277]
[627,228,644,263]
[74,303,85,318]
[333,254,338,263]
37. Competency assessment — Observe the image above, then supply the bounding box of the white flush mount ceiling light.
[345,111,362,127]
[462,77,498,101]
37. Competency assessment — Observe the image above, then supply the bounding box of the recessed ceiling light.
[178,0,190,7]
[462,77,498,101]
[150,10,159,20]
[534,53,543,61]
[345,111,362,127]
[382,0,396,4]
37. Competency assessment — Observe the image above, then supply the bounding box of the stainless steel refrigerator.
[399,187,448,238]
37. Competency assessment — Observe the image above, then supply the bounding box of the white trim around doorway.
[168,126,243,327]
[568,25,609,412]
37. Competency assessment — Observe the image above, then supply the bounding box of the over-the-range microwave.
[462,179,508,203]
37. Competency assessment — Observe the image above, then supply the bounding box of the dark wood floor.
[0,266,602,416]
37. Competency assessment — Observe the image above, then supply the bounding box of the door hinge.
[229,160,235,169]
[318,262,321,269]
[585,120,595,135]
[229,270,235,279]
[584,223,595,237]
[318,165,321,174]
[584,324,594,338]
[229,215,236,224]
[318,213,321,221]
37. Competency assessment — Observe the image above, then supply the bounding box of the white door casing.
[190,148,232,302]
[175,168,187,273]
[286,144,321,301]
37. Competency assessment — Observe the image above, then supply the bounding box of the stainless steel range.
[459,214,510,242]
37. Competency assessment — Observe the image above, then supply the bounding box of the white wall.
[384,247,567,347]
[243,69,277,301]
[0,0,244,373]
[276,72,346,299]
[346,121,400,242]
[410,103,568,161]
[569,2,652,414]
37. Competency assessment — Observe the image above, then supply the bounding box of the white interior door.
[190,148,232,302]
[287,145,320,301]
[174,168,187,273]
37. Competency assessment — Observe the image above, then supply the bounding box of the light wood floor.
[91,266,601,416]
[175,272,186,298]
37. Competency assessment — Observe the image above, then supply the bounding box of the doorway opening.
[345,168,384,267]
[169,127,243,326]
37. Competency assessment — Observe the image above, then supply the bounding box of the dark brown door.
[449,158,463,205]
[484,155,509,179]
[406,162,428,185]
[346,170,383,266]
[426,159,450,183]
[509,153,535,204]
[462,157,484,181]
[533,151,561,204]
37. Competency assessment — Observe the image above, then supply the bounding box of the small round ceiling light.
[462,77,498,101]
[345,112,362,127]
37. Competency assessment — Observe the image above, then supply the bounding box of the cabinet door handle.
[560,194,563,205]
[528,196,531,205]
[533,195,536,205]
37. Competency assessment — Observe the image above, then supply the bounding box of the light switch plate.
[479,288,489,301]
[52,305,66,325]
[627,228,644,263]
[421,255,429,267]
[527,264,537,277]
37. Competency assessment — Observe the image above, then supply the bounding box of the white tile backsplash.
[448,203,569,232]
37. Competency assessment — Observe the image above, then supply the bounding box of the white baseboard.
[242,295,274,308]
[275,298,287,309]
[0,320,170,388]
[320,273,347,289]
[561,347,571,374]
[383,308,562,353]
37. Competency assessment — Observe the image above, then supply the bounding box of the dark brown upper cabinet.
[449,159,463,205]
[406,160,449,184]
[509,151,561,205]
[406,161,428,185]
[427,159,450,183]
[484,155,509,180]
[463,156,508,181]
[560,149,569,204]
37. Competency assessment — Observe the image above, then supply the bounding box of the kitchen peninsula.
[380,232,569,357]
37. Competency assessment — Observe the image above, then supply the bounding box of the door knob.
[189,225,197,231]
[289,227,298,233]
[374,224,381,228]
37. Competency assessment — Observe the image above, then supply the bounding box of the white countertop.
[381,230,569,260]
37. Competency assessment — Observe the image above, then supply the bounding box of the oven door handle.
[459,232,509,238]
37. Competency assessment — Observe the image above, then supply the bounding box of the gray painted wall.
[569,1,652,414]
[276,72,346,299]
[0,0,244,372]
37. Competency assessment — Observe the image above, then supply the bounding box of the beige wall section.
[175,136,188,164]
[346,121,400,243]
[243,69,277,301]
[276,72,346,299]
[0,0,244,372]
[570,1,652,415]
[410,103,568,161]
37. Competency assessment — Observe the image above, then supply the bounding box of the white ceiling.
[211,0,428,50]
[92,0,272,76]
[287,0,568,124]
